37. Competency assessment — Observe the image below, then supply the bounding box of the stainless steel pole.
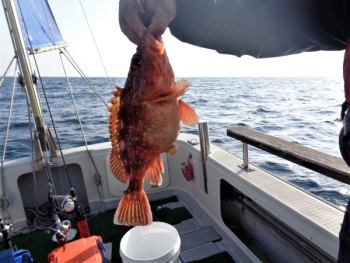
[198,121,210,193]
[243,142,248,169]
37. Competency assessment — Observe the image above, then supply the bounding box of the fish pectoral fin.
[166,144,178,155]
[170,79,191,97]
[145,155,164,186]
[108,152,129,183]
[149,79,191,103]
[114,189,152,226]
[179,99,199,125]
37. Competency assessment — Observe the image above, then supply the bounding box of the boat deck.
[0,195,236,263]
[210,144,344,260]
[160,199,237,263]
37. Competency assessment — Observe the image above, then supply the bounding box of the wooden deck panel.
[227,126,350,185]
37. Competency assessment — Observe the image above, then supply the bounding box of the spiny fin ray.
[108,86,129,183]
[145,155,164,186]
[114,190,152,226]
[149,79,191,103]
[179,99,199,125]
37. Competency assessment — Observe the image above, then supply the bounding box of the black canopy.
[169,0,350,58]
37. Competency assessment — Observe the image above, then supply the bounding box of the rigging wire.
[22,79,58,209]
[0,61,17,208]
[16,0,74,190]
[60,48,109,109]
[24,74,39,210]
[33,69,73,189]
[1,0,18,66]
[10,0,106,218]
[15,0,63,216]
[59,51,103,191]
[77,0,113,89]
[23,77,57,217]
[15,0,49,153]
[0,56,16,87]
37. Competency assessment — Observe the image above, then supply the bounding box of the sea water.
[0,77,349,209]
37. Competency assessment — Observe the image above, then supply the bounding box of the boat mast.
[2,0,57,158]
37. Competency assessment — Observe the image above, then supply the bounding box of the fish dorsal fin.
[179,99,199,125]
[108,86,129,183]
[145,155,164,186]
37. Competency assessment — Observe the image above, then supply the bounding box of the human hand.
[119,0,177,44]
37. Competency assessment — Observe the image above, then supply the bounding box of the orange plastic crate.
[48,236,107,263]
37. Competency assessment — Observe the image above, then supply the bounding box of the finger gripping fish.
[108,31,199,226]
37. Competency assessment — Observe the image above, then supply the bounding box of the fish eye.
[131,55,142,68]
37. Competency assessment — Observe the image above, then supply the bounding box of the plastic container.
[48,236,108,263]
[120,222,181,263]
[77,219,91,238]
[0,248,34,263]
[0,248,14,263]
[14,249,33,263]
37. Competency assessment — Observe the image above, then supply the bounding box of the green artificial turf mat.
[87,210,132,263]
[0,196,192,263]
[0,220,79,263]
[188,251,236,263]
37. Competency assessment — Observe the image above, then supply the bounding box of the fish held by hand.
[107,30,199,226]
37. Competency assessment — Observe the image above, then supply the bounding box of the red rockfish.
[108,31,199,226]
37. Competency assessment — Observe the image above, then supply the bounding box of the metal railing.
[227,126,350,185]
[198,122,211,193]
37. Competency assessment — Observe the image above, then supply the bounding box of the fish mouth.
[142,31,164,55]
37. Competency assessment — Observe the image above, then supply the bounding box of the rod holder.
[198,121,211,193]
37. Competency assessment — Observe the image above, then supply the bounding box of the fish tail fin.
[179,99,199,125]
[145,155,164,186]
[114,189,152,226]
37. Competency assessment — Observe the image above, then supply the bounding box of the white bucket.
[120,222,181,263]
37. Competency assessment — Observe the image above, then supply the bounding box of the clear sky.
[0,0,345,78]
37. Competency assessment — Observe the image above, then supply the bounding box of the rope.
[59,48,109,109]
[59,52,102,189]
[0,56,16,87]
[77,0,113,89]
[22,201,99,232]
[25,206,55,230]
[0,61,17,205]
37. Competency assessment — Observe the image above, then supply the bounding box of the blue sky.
[0,0,345,78]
